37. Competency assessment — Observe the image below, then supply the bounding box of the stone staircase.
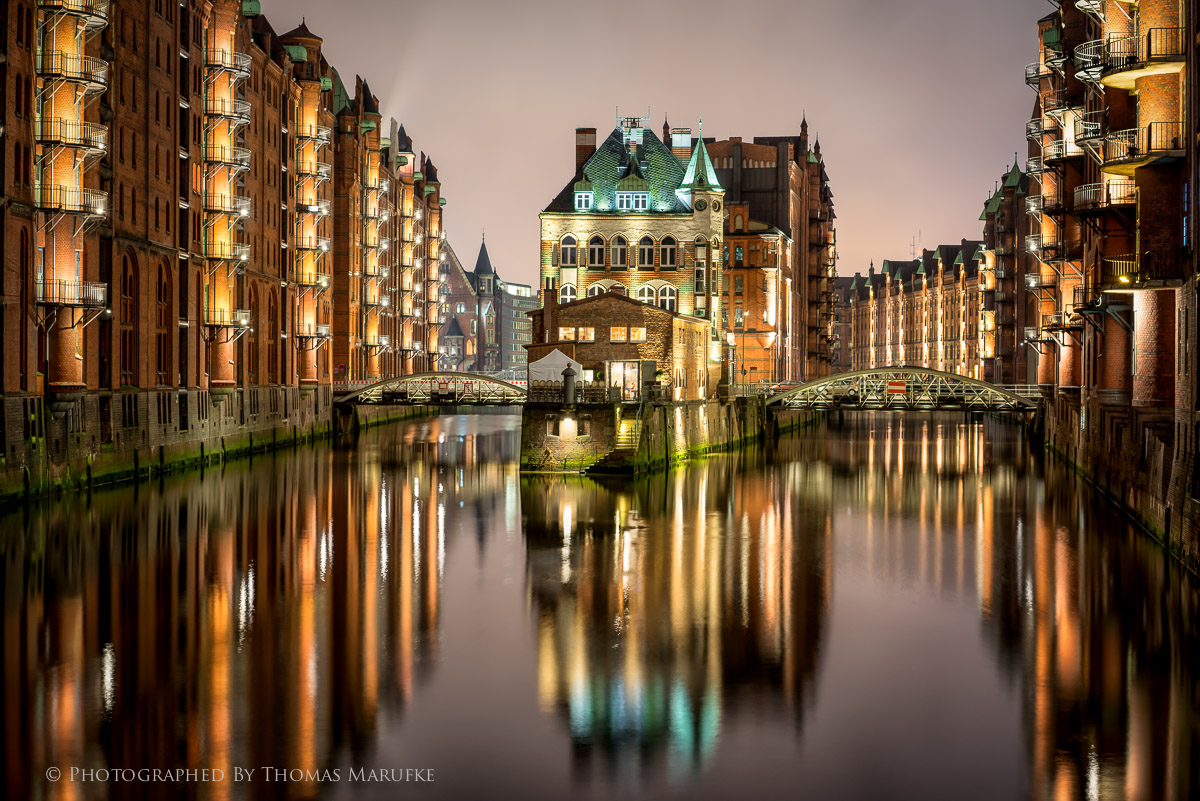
[587,410,642,475]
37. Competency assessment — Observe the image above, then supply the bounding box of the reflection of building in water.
[523,456,831,778]
[0,416,524,800]
[795,413,1200,801]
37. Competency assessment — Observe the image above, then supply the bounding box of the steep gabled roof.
[542,126,689,214]
[474,239,494,277]
[361,81,379,116]
[280,18,321,41]
[680,133,723,192]
[444,317,465,338]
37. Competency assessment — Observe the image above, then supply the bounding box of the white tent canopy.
[527,349,583,384]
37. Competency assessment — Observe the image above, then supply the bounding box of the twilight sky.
[276,0,1046,285]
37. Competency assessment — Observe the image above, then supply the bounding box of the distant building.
[978,160,1036,385]
[439,238,536,373]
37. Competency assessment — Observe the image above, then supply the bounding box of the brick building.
[842,243,987,378]
[1020,0,1198,558]
[0,0,446,493]
[979,160,1038,384]
[528,292,720,402]
[706,120,838,382]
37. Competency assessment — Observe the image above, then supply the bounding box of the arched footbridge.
[765,368,1039,412]
[335,372,527,406]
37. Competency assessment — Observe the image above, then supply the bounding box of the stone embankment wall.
[1037,393,1198,572]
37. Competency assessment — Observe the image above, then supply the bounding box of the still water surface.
[2,413,1197,801]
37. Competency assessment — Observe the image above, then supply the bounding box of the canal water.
[2,413,1197,801]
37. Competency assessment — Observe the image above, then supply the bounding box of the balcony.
[295,271,331,289]
[1042,90,1078,117]
[1072,180,1135,215]
[1043,139,1083,163]
[34,185,108,217]
[1075,40,1104,84]
[1025,61,1051,88]
[1024,326,1053,342]
[1041,311,1081,331]
[1026,157,1045,177]
[204,97,251,124]
[204,308,251,328]
[36,51,109,94]
[364,177,391,194]
[1103,250,1186,289]
[1100,122,1185,175]
[1026,195,1043,220]
[34,118,107,154]
[295,124,332,144]
[1074,0,1104,23]
[294,236,330,252]
[35,280,107,307]
[204,193,251,217]
[296,324,331,339]
[1026,118,1047,140]
[296,160,332,181]
[38,0,110,31]
[204,49,252,80]
[1101,28,1186,91]
[363,294,390,309]
[298,199,331,217]
[203,143,252,171]
[202,241,250,261]
[363,335,391,351]
[1026,271,1059,290]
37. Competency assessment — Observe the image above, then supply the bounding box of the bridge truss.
[335,372,527,406]
[766,368,1038,412]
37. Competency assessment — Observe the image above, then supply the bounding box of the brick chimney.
[575,128,596,174]
[670,127,692,165]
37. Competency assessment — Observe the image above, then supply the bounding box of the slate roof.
[542,126,690,214]
[474,240,494,276]
[280,18,321,41]
[361,81,379,116]
[395,124,413,153]
[444,317,465,338]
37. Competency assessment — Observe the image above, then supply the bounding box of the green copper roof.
[573,178,593,192]
[680,134,723,193]
[360,120,377,133]
[543,126,689,214]
[807,150,818,164]
[954,252,964,265]
[284,44,307,62]
[320,75,333,92]
[1003,160,1022,188]
[332,71,351,115]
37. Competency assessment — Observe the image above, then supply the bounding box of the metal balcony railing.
[1025,61,1051,87]
[205,49,252,79]
[35,280,108,307]
[298,199,331,217]
[1026,157,1045,177]
[1074,0,1104,23]
[1044,139,1084,161]
[363,294,390,309]
[1026,118,1046,140]
[38,0,111,29]
[294,236,330,252]
[295,271,331,288]
[34,118,108,152]
[294,124,332,144]
[204,97,251,123]
[34,185,108,216]
[203,241,251,261]
[204,308,251,327]
[1026,195,1043,219]
[1075,40,1105,83]
[1073,180,1135,212]
[1103,28,1185,82]
[363,335,391,350]
[204,144,252,169]
[1101,122,1185,170]
[204,194,251,216]
[296,160,332,181]
[1104,250,1186,286]
[296,324,331,339]
[36,51,109,93]
[1074,111,1104,144]
[1026,271,1058,289]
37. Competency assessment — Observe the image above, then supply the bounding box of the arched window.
[588,236,605,267]
[156,261,171,385]
[247,285,259,384]
[695,237,708,265]
[637,285,656,304]
[734,213,744,231]
[638,237,654,269]
[658,285,677,312]
[660,237,677,270]
[120,254,138,386]
[268,293,279,383]
[559,284,577,304]
[611,236,628,269]
[587,284,606,297]
[560,235,577,267]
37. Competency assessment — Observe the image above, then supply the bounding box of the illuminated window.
[616,192,649,211]
[638,237,654,268]
[734,307,744,328]
[695,268,706,293]
[658,286,677,312]
[559,284,577,304]
[574,192,593,211]
[660,237,677,269]
[637,285,656,304]
[560,235,577,266]
[630,327,647,343]
[578,327,595,342]
[456,302,465,313]
[587,284,605,297]
[610,326,627,342]
[558,327,575,340]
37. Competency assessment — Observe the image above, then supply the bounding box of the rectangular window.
[456,302,465,313]
[558,327,575,341]
[630,327,647,343]
[610,326,627,342]
[734,308,744,328]
[574,192,593,211]
[633,193,649,211]
[734,276,744,296]
[695,268,705,294]
[616,193,633,211]
[578,327,595,342]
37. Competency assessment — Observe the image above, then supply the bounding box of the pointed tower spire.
[663,114,670,144]
[680,123,722,192]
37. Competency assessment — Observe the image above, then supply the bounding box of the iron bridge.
[335,372,527,406]
[765,368,1039,412]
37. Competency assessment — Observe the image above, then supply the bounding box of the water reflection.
[1,412,1197,800]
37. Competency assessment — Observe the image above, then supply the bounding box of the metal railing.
[204,144,252,169]
[296,160,332,181]
[36,51,109,91]
[1026,271,1058,289]
[1101,122,1185,166]
[296,324,331,338]
[1075,39,1105,82]
[1027,157,1044,176]
[202,241,251,261]
[1044,139,1083,161]
[205,49,252,78]
[34,118,108,151]
[1025,61,1051,87]
[298,199,331,217]
[295,124,332,144]
[204,193,250,216]
[204,308,251,327]
[38,0,111,27]
[1074,111,1104,143]
[1104,28,1185,76]
[35,280,108,307]
[204,97,251,122]
[294,236,330,252]
[295,271,331,288]
[34,185,108,216]
[1104,250,1186,285]
[1073,180,1135,211]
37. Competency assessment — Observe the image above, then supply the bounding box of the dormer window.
[616,192,649,211]
[574,192,593,211]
